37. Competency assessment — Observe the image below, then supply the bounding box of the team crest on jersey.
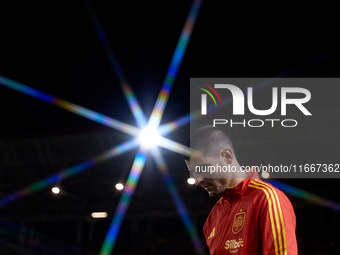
[232,210,246,234]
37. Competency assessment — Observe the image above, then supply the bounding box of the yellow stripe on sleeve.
[252,180,283,255]
[248,183,279,255]
[254,179,287,255]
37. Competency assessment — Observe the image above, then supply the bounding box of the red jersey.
[203,173,297,254]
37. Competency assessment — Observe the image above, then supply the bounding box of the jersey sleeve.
[250,180,298,255]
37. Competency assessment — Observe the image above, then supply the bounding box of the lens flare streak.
[158,113,190,135]
[83,0,147,128]
[99,149,147,255]
[0,75,139,136]
[158,136,191,157]
[148,0,202,129]
[267,179,340,212]
[0,139,139,207]
[151,148,207,255]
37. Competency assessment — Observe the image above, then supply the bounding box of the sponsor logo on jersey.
[224,238,244,252]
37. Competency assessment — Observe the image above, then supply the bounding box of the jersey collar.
[221,171,259,201]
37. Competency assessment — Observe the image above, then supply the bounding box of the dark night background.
[0,1,339,254]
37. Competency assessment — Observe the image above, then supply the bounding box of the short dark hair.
[184,125,235,160]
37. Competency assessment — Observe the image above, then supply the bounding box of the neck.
[226,163,248,188]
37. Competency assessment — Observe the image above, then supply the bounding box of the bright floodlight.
[262,171,270,179]
[187,177,195,185]
[91,212,108,218]
[115,183,124,191]
[139,126,161,149]
[51,187,60,194]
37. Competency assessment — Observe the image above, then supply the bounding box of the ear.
[221,149,233,164]
[184,160,190,171]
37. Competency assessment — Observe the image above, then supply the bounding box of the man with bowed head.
[184,125,297,254]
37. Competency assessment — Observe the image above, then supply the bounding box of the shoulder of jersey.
[247,178,282,199]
